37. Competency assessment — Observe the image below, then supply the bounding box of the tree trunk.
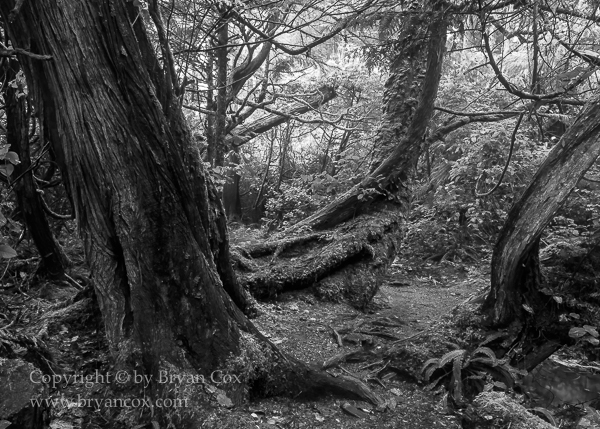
[236,8,448,305]
[290,9,447,232]
[1,1,381,424]
[222,148,242,220]
[205,51,216,162]
[4,60,69,278]
[368,10,433,172]
[483,98,600,326]
[213,14,229,167]
[251,133,275,222]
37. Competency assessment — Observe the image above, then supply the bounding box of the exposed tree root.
[236,211,401,308]
[322,349,380,370]
[227,305,384,406]
[240,232,326,258]
[277,353,384,406]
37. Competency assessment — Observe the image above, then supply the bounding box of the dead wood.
[237,211,401,309]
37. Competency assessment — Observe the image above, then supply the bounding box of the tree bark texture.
[483,98,600,326]
[0,1,381,421]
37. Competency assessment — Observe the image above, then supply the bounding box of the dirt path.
[243,262,488,428]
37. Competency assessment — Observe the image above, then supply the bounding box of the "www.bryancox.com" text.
[31,395,188,409]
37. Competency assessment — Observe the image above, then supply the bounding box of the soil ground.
[239,261,485,428]
[1,247,487,428]
[3,235,597,429]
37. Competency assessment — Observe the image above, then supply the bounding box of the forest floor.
[2,231,599,428]
[1,241,487,429]
[238,260,486,429]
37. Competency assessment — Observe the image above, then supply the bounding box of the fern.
[421,357,441,371]
[452,353,465,402]
[421,346,523,404]
[439,349,466,367]
[472,346,498,366]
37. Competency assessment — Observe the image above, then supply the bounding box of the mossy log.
[235,210,401,309]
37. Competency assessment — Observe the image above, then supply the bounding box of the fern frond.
[479,332,505,347]
[423,362,444,381]
[473,364,516,389]
[439,349,466,367]
[472,347,498,366]
[445,342,461,350]
[426,373,448,391]
[465,373,486,380]
[421,358,441,375]
[469,357,496,366]
[529,407,557,426]
[430,162,452,190]
[452,354,465,402]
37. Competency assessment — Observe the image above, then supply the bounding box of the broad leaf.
[0,164,14,177]
[4,152,19,165]
[0,244,17,259]
[583,325,599,338]
[569,327,587,338]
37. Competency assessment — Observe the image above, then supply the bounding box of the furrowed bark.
[483,98,600,326]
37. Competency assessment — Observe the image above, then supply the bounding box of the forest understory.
[2,216,600,429]
[2,0,600,428]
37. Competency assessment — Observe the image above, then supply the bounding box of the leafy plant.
[568,324,599,346]
[421,345,524,405]
[0,142,20,259]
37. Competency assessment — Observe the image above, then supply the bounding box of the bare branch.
[231,0,376,56]
[225,85,338,147]
[0,48,52,61]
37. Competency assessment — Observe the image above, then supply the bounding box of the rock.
[521,358,600,408]
[471,391,555,429]
[0,358,48,428]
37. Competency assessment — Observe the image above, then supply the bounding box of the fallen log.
[236,210,401,309]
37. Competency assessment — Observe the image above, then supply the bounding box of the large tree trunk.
[236,8,448,304]
[291,8,447,232]
[1,0,380,424]
[483,98,600,326]
[4,60,69,278]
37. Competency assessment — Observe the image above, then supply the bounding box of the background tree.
[0,57,70,278]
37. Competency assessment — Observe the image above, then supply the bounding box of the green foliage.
[421,345,524,405]
[264,174,339,226]
[0,141,20,179]
[0,142,19,259]
[568,324,599,346]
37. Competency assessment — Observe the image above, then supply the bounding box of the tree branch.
[230,0,375,56]
[225,85,338,147]
[481,19,590,102]
[1,48,52,61]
